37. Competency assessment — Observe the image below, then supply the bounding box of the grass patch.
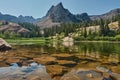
[5,37,52,45]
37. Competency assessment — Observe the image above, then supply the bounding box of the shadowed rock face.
[76,13,91,22]
[0,38,11,52]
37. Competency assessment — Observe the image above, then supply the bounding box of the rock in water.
[0,38,12,52]
[61,69,102,80]
[96,66,111,73]
[102,73,113,80]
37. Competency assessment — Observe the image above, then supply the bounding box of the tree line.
[0,14,120,40]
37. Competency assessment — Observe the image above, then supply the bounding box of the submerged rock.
[61,70,81,80]
[56,60,77,67]
[0,38,12,52]
[51,54,77,60]
[96,66,111,73]
[5,57,21,64]
[46,65,68,78]
[61,69,103,80]
[61,68,120,80]
[34,56,57,65]
[102,73,113,80]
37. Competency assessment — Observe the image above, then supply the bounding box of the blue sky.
[0,0,120,18]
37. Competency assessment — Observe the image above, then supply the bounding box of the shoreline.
[75,40,120,43]
[6,39,120,45]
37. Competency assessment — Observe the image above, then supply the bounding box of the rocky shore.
[0,38,12,52]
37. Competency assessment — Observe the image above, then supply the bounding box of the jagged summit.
[18,15,35,23]
[46,2,76,23]
[76,13,91,22]
[56,2,64,9]
[36,2,83,28]
[46,2,64,17]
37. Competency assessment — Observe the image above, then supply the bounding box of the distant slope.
[0,12,36,23]
[36,16,60,28]
[0,21,30,35]
[90,8,120,20]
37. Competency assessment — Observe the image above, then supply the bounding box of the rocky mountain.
[90,8,120,20]
[46,2,78,23]
[18,15,36,23]
[36,2,90,28]
[0,3,120,28]
[0,21,30,35]
[76,13,91,22]
[0,12,36,23]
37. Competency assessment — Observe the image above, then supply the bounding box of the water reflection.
[0,62,51,80]
[62,41,74,47]
[108,54,120,63]
[9,42,120,64]
[51,42,120,63]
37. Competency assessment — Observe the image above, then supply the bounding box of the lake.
[0,41,120,80]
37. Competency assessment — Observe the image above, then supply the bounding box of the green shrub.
[115,35,120,41]
[74,36,85,41]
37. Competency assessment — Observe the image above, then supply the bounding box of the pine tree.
[99,19,105,36]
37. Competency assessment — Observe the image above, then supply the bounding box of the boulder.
[0,38,11,52]
[111,65,120,74]
[46,65,68,78]
[62,37,74,42]
[51,54,78,61]
[102,73,113,80]
[109,73,120,80]
[34,56,57,65]
[61,69,103,80]
[61,68,120,80]
[61,70,81,80]
[5,57,26,66]
[5,57,21,63]
[56,60,77,67]
[96,66,111,73]
[0,61,9,67]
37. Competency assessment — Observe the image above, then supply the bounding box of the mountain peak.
[45,2,79,23]
[55,2,63,8]
[36,2,82,28]
[46,2,65,17]
[18,15,23,18]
